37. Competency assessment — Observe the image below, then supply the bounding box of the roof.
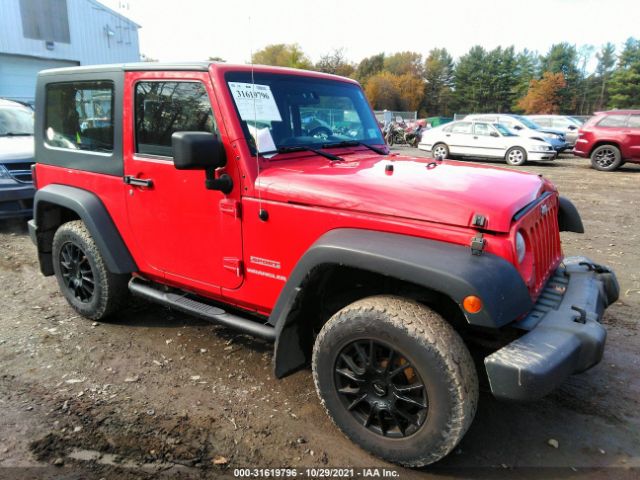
[0,98,31,108]
[594,110,640,115]
[36,63,361,85]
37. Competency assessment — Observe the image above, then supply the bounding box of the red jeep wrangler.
[29,62,618,467]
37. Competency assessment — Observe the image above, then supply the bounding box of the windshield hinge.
[470,233,485,256]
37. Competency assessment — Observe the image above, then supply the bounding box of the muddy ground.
[0,151,639,479]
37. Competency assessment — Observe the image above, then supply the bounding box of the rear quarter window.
[45,81,114,152]
[597,115,628,128]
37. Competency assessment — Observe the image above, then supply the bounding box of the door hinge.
[470,233,485,256]
[223,257,243,277]
[220,199,241,219]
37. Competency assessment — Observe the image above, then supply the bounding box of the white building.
[0,0,140,104]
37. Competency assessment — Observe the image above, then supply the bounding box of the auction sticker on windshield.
[229,82,282,122]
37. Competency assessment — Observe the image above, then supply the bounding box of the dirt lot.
[0,151,639,479]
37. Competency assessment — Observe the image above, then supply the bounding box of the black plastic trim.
[484,256,618,401]
[558,196,584,233]
[271,228,533,378]
[33,184,137,275]
[129,278,276,341]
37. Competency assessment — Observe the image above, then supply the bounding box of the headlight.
[546,134,559,140]
[0,165,12,179]
[516,231,526,263]
[532,145,550,151]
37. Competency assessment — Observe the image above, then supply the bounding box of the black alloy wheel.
[59,242,95,303]
[334,339,428,438]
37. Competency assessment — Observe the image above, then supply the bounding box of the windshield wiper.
[1,132,33,137]
[321,140,387,155]
[261,145,343,161]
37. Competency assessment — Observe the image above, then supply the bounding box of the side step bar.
[128,278,276,341]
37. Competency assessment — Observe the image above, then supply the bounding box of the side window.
[474,123,492,136]
[597,115,628,127]
[450,122,473,134]
[135,81,217,157]
[45,81,114,152]
[627,114,640,128]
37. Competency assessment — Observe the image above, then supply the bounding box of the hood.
[0,135,34,163]
[256,151,547,232]
[537,128,565,137]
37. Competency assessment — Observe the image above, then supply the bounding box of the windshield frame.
[0,105,34,136]
[223,71,384,158]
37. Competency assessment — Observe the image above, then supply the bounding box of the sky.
[101,0,640,69]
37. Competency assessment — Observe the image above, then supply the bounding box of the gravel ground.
[0,151,638,479]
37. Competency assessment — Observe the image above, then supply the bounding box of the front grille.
[4,162,34,183]
[518,194,563,297]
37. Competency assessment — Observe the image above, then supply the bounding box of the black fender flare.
[558,196,584,233]
[32,184,137,275]
[270,228,532,378]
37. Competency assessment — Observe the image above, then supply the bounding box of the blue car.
[0,99,35,220]
[465,114,571,152]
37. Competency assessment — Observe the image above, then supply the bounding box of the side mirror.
[513,125,523,130]
[172,131,226,170]
[490,131,499,137]
[172,131,232,194]
[568,125,577,130]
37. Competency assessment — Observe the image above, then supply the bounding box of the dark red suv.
[574,110,640,171]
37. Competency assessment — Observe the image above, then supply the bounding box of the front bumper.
[528,150,556,161]
[484,257,619,401]
[0,183,35,219]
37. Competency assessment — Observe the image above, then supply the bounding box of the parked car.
[418,120,555,165]
[465,114,570,152]
[0,99,35,219]
[573,110,640,171]
[29,62,618,467]
[527,115,581,146]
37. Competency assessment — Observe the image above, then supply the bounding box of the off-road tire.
[52,220,129,320]
[312,295,478,467]
[432,143,449,160]
[590,144,622,171]
[505,146,527,166]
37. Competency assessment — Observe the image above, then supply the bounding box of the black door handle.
[473,136,478,139]
[124,175,153,187]
[446,134,451,137]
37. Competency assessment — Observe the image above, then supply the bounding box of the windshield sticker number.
[229,82,282,122]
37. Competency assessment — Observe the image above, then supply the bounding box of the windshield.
[515,115,541,130]
[0,106,34,136]
[493,123,516,136]
[225,72,384,155]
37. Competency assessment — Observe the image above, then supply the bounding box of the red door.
[122,70,243,292]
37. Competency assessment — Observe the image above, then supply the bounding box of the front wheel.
[312,295,478,467]
[52,220,129,320]
[432,143,449,160]
[505,146,527,166]
[591,145,622,171]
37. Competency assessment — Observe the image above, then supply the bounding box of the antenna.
[248,15,268,221]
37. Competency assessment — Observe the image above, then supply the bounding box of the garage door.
[0,54,78,105]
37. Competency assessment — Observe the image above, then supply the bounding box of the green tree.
[511,49,540,111]
[594,42,616,110]
[540,43,581,112]
[423,48,454,116]
[452,45,488,113]
[609,38,640,108]
[355,53,385,86]
[384,51,424,77]
[315,49,355,77]
[251,43,312,69]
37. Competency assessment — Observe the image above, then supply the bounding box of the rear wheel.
[52,220,129,320]
[432,143,449,160]
[591,145,622,171]
[505,146,527,166]
[312,295,478,467]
